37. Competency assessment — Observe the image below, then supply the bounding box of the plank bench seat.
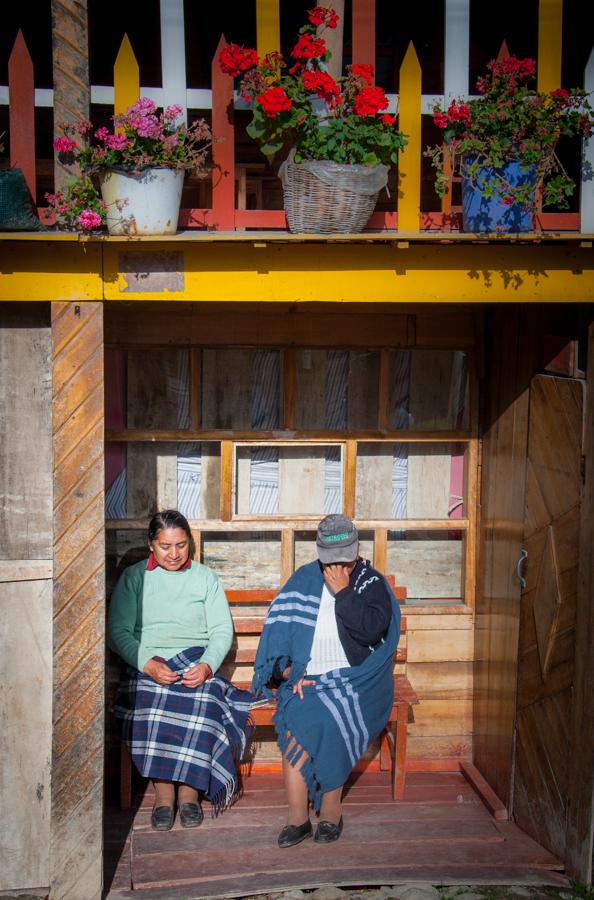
[119,579,418,808]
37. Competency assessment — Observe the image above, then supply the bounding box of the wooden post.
[8,31,36,200]
[565,320,594,882]
[256,0,280,57]
[398,42,422,232]
[114,35,140,117]
[352,0,375,71]
[212,36,236,230]
[51,0,90,191]
[537,0,563,92]
[51,301,105,900]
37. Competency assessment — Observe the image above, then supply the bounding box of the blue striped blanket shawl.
[115,646,253,814]
[252,561,401,811]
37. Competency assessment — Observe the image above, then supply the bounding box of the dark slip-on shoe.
[314,817,343,843]
[179,802,204,828]
[151,805,175,831]
[277,819,313,848]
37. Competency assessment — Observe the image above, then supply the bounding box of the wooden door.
[513,374,583,860]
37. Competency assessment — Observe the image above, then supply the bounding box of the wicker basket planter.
[279,153,389,234]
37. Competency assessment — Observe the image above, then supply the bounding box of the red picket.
[211,35,236,231]
[8,30,36,203]
[352,0,376,72]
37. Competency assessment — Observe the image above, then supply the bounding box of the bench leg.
[380,726,392,771]
[120,741,132,810]
[392,705,408,801]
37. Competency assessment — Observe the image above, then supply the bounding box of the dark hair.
[148,509,196,558]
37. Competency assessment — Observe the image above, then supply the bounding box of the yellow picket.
[398,42,422,231]
[256,0,280,57]
[114,34,140,118]
[537,0,562,92]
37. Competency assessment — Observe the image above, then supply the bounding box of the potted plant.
[425,56,594,233]
[219,6,407,233]
[53,100,213,235]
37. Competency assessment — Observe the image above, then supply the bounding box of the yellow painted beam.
[398,42,422,232]
[114,34,140,117]
[256,0,280,57]
[0,242,103,301]
[538,0,563,92]
[1,241,594,304]
[99,242,594,303]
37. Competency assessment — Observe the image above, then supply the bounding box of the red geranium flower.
[433,111,449,129]
[353,86,389,116]
[351,64,374,86]
[291,33,326,62]
[219,43,259,77]
[302,70,342,107]
[308,6,339,29]
[256,86,292,118]
[380,114,396,126]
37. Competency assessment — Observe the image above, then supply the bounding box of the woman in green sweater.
[108,509,252,831]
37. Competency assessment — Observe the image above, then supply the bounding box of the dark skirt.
[115,646,254,813]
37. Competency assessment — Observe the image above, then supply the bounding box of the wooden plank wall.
[51,302,105,900]
[51,0,90,191]
[566,321,594,883]
[473,306,537,810]
[0,304,53,893]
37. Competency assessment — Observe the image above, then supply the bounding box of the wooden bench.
[119,579,419,808]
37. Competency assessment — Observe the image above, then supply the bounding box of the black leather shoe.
[314,817,343,843]
[179,802,204,828]
[151,805,174,831]
[277,820,313,848]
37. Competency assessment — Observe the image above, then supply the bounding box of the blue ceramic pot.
[461,157,537,233]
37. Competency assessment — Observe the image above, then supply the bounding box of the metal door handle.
[516,549,528,589]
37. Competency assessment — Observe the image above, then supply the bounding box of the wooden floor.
[104,771,567,899]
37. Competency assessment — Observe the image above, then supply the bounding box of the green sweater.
[107,559,233,674]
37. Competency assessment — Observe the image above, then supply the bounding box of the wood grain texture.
[51,301,105,900]
[0,304,52,558]
[211,36,235,230]
[513,375,583,866]
[474,306,535,810]
[51,0,90,191]
[8,30,36,200]
[565,321,594,883]
[118,773,563,896]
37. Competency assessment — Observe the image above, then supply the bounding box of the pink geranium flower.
[78,209,103,230]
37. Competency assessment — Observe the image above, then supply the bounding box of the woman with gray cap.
[252,514,401,847]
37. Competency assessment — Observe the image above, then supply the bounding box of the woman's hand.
[323,563,350,594]
[143,657,180,685]
[292,677,315,700]
[181,662,212,688]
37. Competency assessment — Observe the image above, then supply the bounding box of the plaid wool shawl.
[252,561,401,811]
[115,646,253,813]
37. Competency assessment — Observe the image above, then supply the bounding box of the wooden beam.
[51,0,90,192]
[106,429,473,442]
[378,349,391,431]
[343,439,357,518]
[374,527,388,573]
[220,440,234,520]
[280,528,294,583]
[283,348,296,430]
[352,0,375,70]
[51,301,105,900]
[106,517,469,531]
[190,349,201,430]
